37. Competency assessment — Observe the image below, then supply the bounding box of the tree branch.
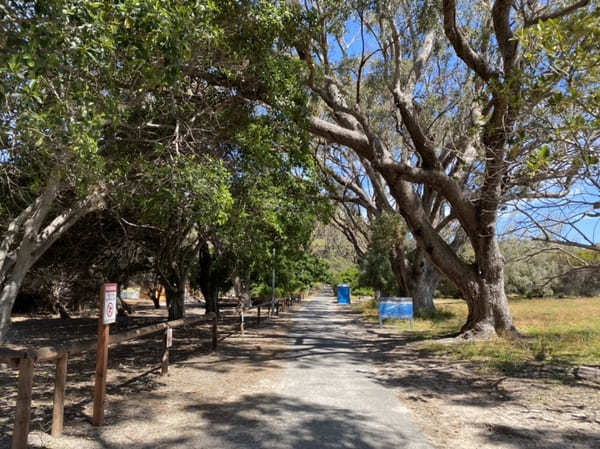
[443,0,498,81]
[525,0,591,27]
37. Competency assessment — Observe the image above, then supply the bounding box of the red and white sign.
[103,283,118,324]
[166,328,173,348]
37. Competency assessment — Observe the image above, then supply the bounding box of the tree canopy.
[1,0,598,342]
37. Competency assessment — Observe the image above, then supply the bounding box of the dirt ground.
[1,296,599,449]
[357,323,600,448]
[0,299,292,449]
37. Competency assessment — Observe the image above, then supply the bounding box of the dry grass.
[355,296,600,373]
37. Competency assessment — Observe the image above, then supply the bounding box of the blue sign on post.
[337,284,351,304]
[379,297,414,327]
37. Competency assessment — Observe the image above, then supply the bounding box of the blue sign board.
[337,284,351,304]
[379,297,413,327]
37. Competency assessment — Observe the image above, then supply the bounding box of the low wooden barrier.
[0,313,216,449]
[214,293,304,334]
[2,289,311,449]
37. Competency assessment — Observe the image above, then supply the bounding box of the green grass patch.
[359,296,600,374]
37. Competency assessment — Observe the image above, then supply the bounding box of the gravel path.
[17,292,432,449]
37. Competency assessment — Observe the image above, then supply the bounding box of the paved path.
[199,292,433,449]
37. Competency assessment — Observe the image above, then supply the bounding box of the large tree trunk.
[409,249,439,315]
[164,276,187,321]
[411,259,441,316]
[386,179,516,339]
[452,238,516,338]
[389,244,440,315]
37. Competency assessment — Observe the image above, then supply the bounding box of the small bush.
[352,286,374,297]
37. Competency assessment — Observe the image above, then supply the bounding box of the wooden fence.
[0,313,216,449]
[0,290,309,449]
[219,292,304,335]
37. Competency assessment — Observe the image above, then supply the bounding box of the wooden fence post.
[92,317,109,426]
[211,315,218,352]
[161,327,170,376]
[240,308,245,335]
[51,354,68,437]
[11,357,34,449]
[93,283,116,426]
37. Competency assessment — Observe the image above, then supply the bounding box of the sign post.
[92,283,117,426]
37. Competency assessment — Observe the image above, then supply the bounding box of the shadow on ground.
[2,292,598,449]
[184,393,407,449]
[0,302,282,448]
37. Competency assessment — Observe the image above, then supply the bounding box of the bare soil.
[357,324,600,449]
[0,299,292,449]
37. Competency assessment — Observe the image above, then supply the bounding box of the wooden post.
[51,354,68,437]
[240,308,245,335]
[161,327,170,376]
[12,357,34,449]
[257,306,261,327]
[92,283,115,426]
[211,314,218,352]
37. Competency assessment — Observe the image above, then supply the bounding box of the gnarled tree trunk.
[458,239,516,338]
[411,260,441,316]
[389,244,440,315]
[164,274,187,321]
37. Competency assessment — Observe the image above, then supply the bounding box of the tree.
[292,0,593,338]
[316,144,465,313]
[505,8,599,261]
[191,114,329,311]
[0,0,160,341]
[118,157,233,320]
[0,0,315,340]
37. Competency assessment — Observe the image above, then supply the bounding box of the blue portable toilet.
[337,284,351,304]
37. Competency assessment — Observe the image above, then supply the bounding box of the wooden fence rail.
[1,289,312,449]
[0,313,215,449]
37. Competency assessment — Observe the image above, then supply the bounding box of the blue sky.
[316,5,599,247]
